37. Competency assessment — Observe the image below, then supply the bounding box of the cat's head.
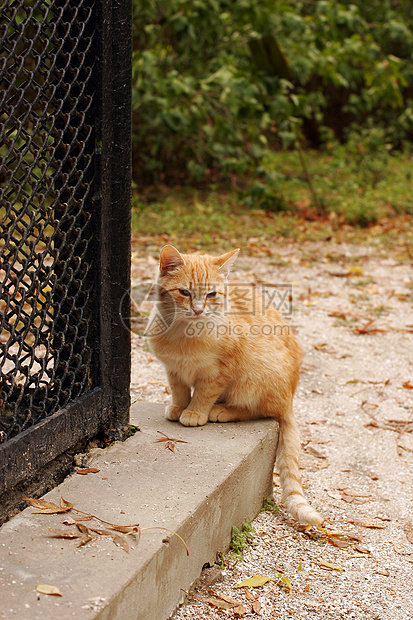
[155,245,239,321]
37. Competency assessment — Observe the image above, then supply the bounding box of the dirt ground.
[130,242,413,620]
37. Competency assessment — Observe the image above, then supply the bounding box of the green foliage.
[229,518,255,562]
[261,497,279,512]
[132,0,413,208]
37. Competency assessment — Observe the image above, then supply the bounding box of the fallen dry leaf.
[305,445,327,459]
[354,544,371,554]
[330,538,352,550]
[244,589,257,602]
[215,593,241,606]
[48,528,82,539]
[196,594,239,610]
[252,600,262,614]
[278,575,292,593]
[375,569,390,577]
[76,468,100,475]
[347,519,386,529]
[233,605,247,617]
[156,431,189,452]
[353,318,388,335]
[327,491,342,501]
[234,576,271,588]
[76,523,91,536]
[22,496,71,514]
[77,535,93,548]
[36,584,62,596]
[113,534,129,553]
[318,559,345,572]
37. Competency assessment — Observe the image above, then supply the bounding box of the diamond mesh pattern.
[0,0,98,442]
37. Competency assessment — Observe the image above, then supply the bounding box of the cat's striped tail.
[277,415,323,526]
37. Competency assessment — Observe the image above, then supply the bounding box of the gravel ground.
[130,243,413,620]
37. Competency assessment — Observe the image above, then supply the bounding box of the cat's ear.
[216,248,240,276]
[159,245,185,276]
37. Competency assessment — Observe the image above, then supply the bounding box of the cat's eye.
[179,289,191,297]
[206,291,217,298]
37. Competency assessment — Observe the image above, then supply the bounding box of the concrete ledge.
[0,402,278,620]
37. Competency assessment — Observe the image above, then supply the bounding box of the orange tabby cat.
[148,245,323,526]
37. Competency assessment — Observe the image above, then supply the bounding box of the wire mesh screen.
[0,0,98,444]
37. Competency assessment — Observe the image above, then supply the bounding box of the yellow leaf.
[318,560,344,571]
[36,584,62,596]
[280,576,292,593]
[234,576,270,588]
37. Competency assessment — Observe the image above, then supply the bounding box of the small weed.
[229,518,256,563]
[129,424,140,436]
[367,304,390,317]
[261,497,279,512]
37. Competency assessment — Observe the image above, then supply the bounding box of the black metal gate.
[0,0,131,520]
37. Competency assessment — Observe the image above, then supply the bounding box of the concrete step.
[0,402,278,620]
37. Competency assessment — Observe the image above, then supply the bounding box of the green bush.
[132,0,413,189]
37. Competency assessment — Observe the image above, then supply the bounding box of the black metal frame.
[0,0,131,515]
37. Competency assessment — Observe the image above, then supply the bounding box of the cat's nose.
[192,307,203,316]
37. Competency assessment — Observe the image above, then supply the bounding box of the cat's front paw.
[179,410,208,427]
[209,405,238,422]
[165,405,185,421]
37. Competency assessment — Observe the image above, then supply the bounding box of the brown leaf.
[305,445,327,459]
[327,491,342,501]
[76,523,91,536]
[62,517,77,525]
[60,496,73,510]
[330,538,351,549]
[353,324,388,334]
[48,528,82,539]
[402,382,413,389]
[347,519,386,529]
[22,496,68,514]
[244,589,257,602]
[111,524,140,535]
[196,595,236,610]
[354,544,371,554]
[22,497,58,510]
[252,600,262,614]
[77,535,93,548]
[76,468,100,475]
[36,584,62,597]
[113,534,129,553]
[328,310,348,320]
[89,527,114,536]
[216,593,241,606]
[233,605,247,617]
[375,569,390,577]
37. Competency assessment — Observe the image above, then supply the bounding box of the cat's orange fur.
[148,245,323,526]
